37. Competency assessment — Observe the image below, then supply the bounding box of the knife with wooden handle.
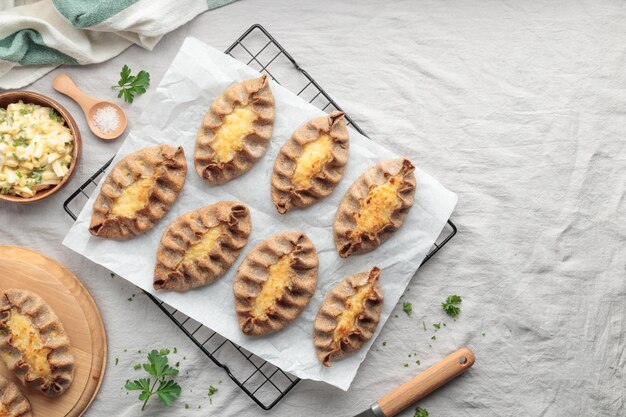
[353,347,475,417]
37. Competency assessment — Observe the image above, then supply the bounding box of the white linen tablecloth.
[0,0,623,416]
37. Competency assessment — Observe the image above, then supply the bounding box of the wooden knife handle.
[377,347,475,417]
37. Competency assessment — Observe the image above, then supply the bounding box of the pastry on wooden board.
[154,201,252,291]
[195,75,275,185]
[234,231,318,336]
[333,158,416,258]
[0,375,32,417]
[271,111,349,214]
[89,144,187,240]
[0,289,74,397]
[313,267,383,366]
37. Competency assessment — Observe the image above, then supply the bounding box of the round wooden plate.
[0,246,106,417]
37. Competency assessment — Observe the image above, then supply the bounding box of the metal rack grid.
[63,24,457,410]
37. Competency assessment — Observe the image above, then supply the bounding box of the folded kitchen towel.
[0,0,237,89]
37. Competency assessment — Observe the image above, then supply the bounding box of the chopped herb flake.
[402,302,413,316]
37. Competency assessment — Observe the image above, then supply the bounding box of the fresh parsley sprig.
[125,348,181,411]
[442,294,462,317]
[414,406,429,417]
[113,65,150,104]
[402,301,413,316]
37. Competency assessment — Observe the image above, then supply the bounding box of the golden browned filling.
[353,175,404,235]
[211,106,257,162]
[182,224,226,263]
[110,176,156,218]
[292,134,333,188]
[252,253,294,318]
[332,283,374,344]
[0,403,10,417]
[4,308,52,381]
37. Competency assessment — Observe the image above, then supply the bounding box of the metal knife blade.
[353,403,385,417]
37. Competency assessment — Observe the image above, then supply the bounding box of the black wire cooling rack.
[63,24,457,410]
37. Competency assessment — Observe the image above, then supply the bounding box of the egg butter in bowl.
[0,91,81,203]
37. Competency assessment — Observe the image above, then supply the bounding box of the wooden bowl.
[0,90,81,204]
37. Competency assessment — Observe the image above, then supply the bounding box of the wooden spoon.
[52,73,127,140]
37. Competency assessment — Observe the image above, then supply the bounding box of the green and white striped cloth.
[0,0,237,89]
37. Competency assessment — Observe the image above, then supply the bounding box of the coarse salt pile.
[92,106,119,133]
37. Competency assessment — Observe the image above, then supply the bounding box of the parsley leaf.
[125,349,180,411]
[207,385,218,404]
[414,407,429,417]
[0,187,11,195]
[113,65,150,103]
[27,167,45,185]
[12,137,28,147]
[402,301,413,316]
[156,380,181,406]
[49,109,63,123]
[442,294,462,317]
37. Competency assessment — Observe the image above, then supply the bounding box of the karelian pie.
[234,231,318,336]
[271,112,349,214]
[154,201,252,291]
[0,375,32,417]
[334,158,416,258]
[89,144,187,240]
[313,267,383,366]
[195,75,275,184]
[0,289,74,397]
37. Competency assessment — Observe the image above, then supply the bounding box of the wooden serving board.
[0,246,106,417]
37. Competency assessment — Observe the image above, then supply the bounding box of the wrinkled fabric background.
[0,0,624,416]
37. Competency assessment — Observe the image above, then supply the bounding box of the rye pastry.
[89,144,187,240]
[234,231,318,336]
[0,375,32,417]
[195,75,275,184]
[271,111,349,214]
[334,158,416,258]
[0,289,74,397]
[154,201,252,291]
[313,267,383,366]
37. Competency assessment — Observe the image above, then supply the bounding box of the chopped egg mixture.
[354,175,404,235]
[111,176,156,218]
[182,224,226,263]
[0,101,73,198]
[333,282,374,344]
[252,253,294,318]
[5,308,52,381]
[211,106,256,162]
[292,133,333,189]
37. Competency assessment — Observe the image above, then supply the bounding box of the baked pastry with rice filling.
[89,144,187,240]
[333,158,416,258]
[154,201,252,291]
[0,289,74,397]
[313,267,383,366]
[195,75,275,184]
[271,111,349,213]
[234,231,318,336]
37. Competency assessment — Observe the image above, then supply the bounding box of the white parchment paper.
[63,37,457,390]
